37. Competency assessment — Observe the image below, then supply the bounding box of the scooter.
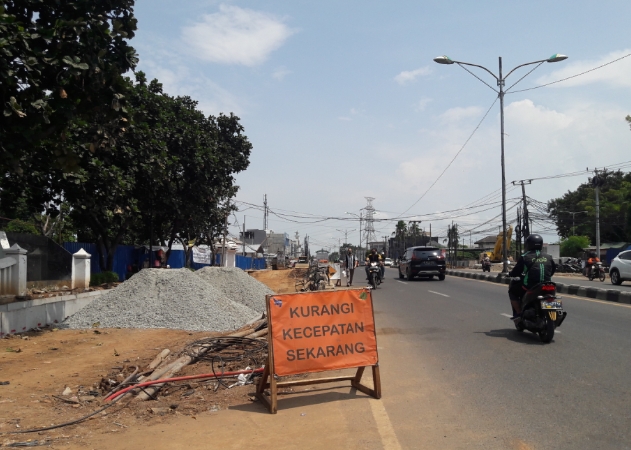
[509,279,567,343]
[482,259,492,272]
[368,262,382,289]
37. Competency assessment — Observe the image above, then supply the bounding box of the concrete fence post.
[72,249,91,289]
[5,244,27,296]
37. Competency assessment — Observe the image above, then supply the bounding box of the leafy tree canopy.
[1,0,138,174]
[560,236,590,257]
[547,170,631,242]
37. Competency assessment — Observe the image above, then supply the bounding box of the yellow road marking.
[369,399,401,450]
[452,276,631,309]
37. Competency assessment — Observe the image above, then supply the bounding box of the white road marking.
[395,280,408,285]
[369,399,402,450]
[428,290,450,297]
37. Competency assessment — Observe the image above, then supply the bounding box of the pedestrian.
[344,247,359,287]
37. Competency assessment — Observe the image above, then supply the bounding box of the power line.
[508,52,631,94]
[398,96,499,217]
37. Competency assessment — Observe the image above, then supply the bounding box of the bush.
[5,219,39,234]
[90,273,104,286]
[90,271,119,286]
[560,236,590,257]
[102,271,119,283]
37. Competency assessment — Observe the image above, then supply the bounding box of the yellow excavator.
[481,225,513,262]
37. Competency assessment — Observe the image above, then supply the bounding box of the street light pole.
[560,210,588,236]
[433,53,568,273]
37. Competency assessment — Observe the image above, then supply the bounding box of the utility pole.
[512,179,531,240]
[263,194,268,230]
[593,170,603,259]
[382,236,388,256]
[242,216,246,257]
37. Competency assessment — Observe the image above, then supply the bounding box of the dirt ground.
[249,268,356,294]
[0,325,273,448]
[248,268,307,293]
[0,269,363,448]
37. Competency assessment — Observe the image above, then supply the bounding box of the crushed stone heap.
[63,268,260,332]
[194,266,273,314]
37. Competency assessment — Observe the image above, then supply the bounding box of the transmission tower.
[363,197,377,246]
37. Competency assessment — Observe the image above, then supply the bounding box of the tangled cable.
[182,336,268,389]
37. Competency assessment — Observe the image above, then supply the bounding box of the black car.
[398,246,446,281]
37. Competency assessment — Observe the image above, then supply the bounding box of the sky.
[132,0,631,253]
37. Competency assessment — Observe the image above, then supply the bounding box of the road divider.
[446,270,631,305]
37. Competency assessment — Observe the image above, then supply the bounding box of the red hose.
[105,367,264,402]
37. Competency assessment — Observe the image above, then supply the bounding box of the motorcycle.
[588,261,606,282]
[368,261,382,289]
[482,259,492,272]
[509,279,567,343]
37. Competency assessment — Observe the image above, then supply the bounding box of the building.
[474,236,497,250]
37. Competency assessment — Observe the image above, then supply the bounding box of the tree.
[1,0,138,176]
[548,170,631,242]
[560,236,590,257]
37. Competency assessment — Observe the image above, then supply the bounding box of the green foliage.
[102,271,120,283]
[1,1,138,175]
[548,170,631,242]
[4,219,38,234]
[90,273,104,286]
[90,271,119,286]
[560,236,590,257]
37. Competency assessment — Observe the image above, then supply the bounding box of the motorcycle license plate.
[541,301,562,309]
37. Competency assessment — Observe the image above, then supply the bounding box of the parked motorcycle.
[588,261,606,282]
[368,261,382,289]
[510,279,567,343]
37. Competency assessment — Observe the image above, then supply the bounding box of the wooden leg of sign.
[256,346,278,413]
[255,364,272,412]
[351,365,381,399]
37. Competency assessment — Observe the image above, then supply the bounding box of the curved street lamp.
[433,53,568,272]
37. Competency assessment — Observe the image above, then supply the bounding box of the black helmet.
[525,234,543,251]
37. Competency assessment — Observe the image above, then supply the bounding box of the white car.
[609,250,631,285]
[384,258,393,267]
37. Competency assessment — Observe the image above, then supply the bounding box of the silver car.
[609,250,631,285]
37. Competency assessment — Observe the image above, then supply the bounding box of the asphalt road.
[372,268,631,449]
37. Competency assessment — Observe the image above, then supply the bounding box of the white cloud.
[394,67,431,85]
[414,98,432,112]
[139,59,246,115]
[439,106,484,123]
[505,99,573,130]
[533,49,631,89]
[272,66,292,80]
[181,4,294,66]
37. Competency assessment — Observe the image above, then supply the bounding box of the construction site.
[0,266,353,448]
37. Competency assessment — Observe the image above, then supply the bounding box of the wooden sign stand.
[256,360,381,414]
[256,291,381,414]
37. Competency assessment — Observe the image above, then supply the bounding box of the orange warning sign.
[268,289,378,376]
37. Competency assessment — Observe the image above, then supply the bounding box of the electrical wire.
[508,52,631,94]
[0,390,129,435]
[397,96,499,217]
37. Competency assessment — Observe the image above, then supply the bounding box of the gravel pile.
[194,266,273,313]
[63,269,260,332]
